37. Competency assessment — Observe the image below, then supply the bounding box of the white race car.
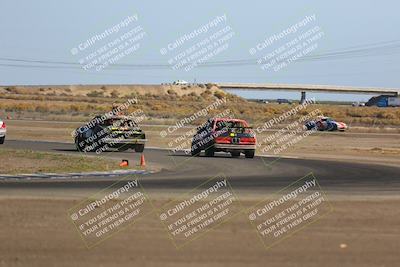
[305,116,348,132]
[0,119,6,144]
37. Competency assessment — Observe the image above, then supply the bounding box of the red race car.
[191,118,256,158]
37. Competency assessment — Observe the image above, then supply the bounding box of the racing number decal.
[232,137,240,144]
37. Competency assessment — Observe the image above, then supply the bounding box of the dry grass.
[0,148,128,174]
[1,85,400,127]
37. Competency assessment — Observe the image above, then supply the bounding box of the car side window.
[202,119,213,132]
[196,126,203,134]
[215,121,225,131]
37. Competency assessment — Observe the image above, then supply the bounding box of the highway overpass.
[217,83,400,97]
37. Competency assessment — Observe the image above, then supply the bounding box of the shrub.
[214,91,225,99]
[87,91,104,97]
[110,90,119,98]
[167,89,177,95]
[35,105,49,113]
[4,87,18,93]
[200,90,212,97]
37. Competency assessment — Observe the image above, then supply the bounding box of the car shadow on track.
[53,148,123,153]
[168,152,242,159]
[53,148,77,152]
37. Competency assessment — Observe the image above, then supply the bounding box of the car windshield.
[216,120,246,130]
[103,118,138,128]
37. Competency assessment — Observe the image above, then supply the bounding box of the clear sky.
[0,0,399,87]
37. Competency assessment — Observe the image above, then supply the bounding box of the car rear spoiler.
[226,126,253,129]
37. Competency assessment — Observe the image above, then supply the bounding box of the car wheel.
[191,145,201,156]
[134,144,145,153]
[245,150,255,158]
[205,146,215,157]
[0,136,4,144]
[231,151,240,158]
[75,136,86,152]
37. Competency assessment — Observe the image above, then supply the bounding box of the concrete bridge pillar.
[300,91,306,104]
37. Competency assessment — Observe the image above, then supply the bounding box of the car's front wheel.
[75,136,85,152]
[191,144,201,156]
[134,144,145,153]
[75,136,98,152]
[205,146,215,157]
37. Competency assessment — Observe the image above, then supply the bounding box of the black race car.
[74,115,147,153]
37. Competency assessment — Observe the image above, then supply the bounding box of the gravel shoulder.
[0,196,398,267]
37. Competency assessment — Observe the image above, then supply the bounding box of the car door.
[196,119,214,150]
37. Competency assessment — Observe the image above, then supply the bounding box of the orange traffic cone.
[140,154,146,167]
[119,159,129,167]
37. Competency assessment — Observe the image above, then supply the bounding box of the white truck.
[388,97,400,107]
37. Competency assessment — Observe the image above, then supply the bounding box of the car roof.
[213,118,246,122]
[94,115,135,120]
[213,118,249,126]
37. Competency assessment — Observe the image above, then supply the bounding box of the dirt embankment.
[0,196,399,267]
[1,84,400,127]
[0,84,224,98]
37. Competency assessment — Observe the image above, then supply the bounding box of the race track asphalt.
[2,140,400,195]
